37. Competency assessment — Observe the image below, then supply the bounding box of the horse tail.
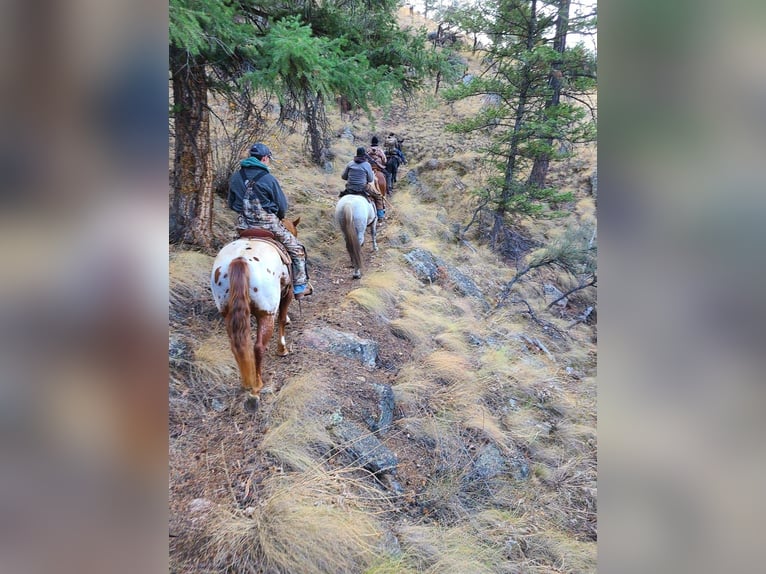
[225,258,256,390]
[340,203,363,272]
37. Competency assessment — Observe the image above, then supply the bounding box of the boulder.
[302,326,378,368]
[329,420,398,475]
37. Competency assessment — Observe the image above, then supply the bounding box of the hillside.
[170,11,597,573]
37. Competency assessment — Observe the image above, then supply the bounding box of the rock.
[403,248,440,283]
[302,326,378,368]
[422,159,441,171]
[364,383,396,433]
[470,445,530,482]
[470,444,507,481]
[387,232,412,248]
[462,74,474,85]
[329,420,398,475]
[444,265,485,304]
[169,334,193,366]
[403,248,487,307]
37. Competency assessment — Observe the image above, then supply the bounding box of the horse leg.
[246,311,274,410]
[276,294,291,357]
[371,218,378,252]
[354,229,364,278]
[353,230,363,277]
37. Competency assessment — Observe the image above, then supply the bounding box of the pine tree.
[443,0,597,254]
[169,0,436,246]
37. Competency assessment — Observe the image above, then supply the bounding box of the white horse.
[335,194,378,279]
[210,219,300,410]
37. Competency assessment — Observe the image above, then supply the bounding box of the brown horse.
[371,164,388,198]
[210,219,300,410]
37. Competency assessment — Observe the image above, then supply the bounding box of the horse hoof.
[285,315,291,325]
[353,270,362,279]
[277,347,289,357]
[244,394,260,412]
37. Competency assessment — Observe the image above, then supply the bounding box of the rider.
[385,132,407,164]
[341,146,385,220]
[366,136,393,193]
[228,143,313,298]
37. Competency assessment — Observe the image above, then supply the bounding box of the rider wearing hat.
[341,146,385,220]
[366,136,393,194]
[228,143,312,298]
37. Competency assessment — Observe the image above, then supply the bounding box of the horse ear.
[293,216,301,227]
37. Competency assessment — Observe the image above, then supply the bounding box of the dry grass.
[207,472,387,574]
[171,22,597,574]
[169,249,215,310]
[258,372,337,471]
[396,523,507,573]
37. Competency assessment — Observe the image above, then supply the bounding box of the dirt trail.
[169,175,429,548]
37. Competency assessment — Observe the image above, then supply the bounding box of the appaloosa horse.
[210,219,300,410]
[335,195,378,279]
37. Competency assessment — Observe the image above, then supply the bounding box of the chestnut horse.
[371,164,388,198]
[210,218,300,410]
[335,194,378,279]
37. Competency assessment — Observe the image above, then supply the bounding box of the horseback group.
[211,134,407,408]
[340,134,407,223]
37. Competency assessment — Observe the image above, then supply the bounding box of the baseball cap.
[249,143,274,160]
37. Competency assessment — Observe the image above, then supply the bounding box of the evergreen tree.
[443,0,596,254]
[169,0,256,247]
[169,0,435,246]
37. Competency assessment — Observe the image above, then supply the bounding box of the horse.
[385,153,403,190]
[335,194,378,279]
[210,218,301,410]
[371,163,388,198]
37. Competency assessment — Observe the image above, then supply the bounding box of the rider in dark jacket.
[228,143,312,298]
[228,156,287,219]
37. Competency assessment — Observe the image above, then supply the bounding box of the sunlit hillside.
[170,6,597,572]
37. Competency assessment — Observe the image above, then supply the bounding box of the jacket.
[227,157,288,219]
[342,157,374,191]
[366,145,387,170]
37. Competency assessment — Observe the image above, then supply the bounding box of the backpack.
[228,167,268,212]
[384,135,398,153]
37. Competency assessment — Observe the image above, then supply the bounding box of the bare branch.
[545,277,596,310]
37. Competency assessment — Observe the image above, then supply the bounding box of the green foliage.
[441,0,597,233]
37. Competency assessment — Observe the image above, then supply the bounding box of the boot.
[377,209,386,220]
[292,258,313,298]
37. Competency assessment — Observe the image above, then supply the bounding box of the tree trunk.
[527,0,570,189]
[303,87,325,165]
[169,46,214,248]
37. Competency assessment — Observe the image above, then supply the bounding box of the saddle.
[236,228,292,266]
[339,188,376,208]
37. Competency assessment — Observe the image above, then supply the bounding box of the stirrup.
[293,282,313,298]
